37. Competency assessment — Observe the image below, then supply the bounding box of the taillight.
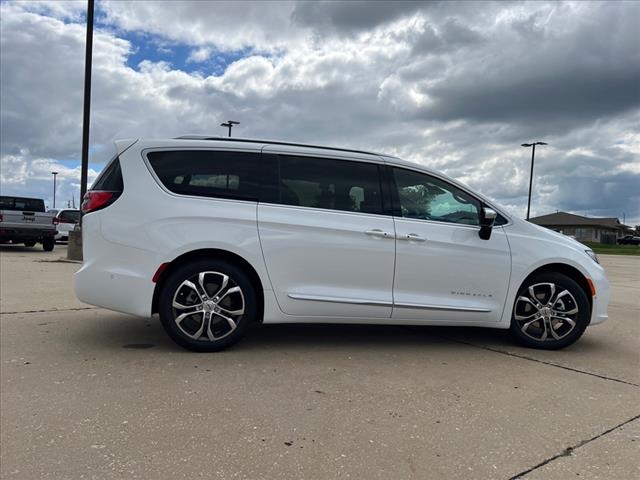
[81,191,120,214]
[52,217,59,225]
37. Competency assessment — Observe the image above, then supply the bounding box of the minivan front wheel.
[510,272,590,350]
[158,260,257,352]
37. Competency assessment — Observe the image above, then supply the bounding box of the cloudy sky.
[1,0,638,222]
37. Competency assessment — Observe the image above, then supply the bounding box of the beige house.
[529,212,628,244]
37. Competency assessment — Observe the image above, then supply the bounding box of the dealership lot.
[1,245,638,479]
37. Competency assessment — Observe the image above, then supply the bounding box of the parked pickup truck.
[617,235,640,246]
[0,196,58,251]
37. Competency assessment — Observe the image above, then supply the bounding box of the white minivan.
[74,137,609,352]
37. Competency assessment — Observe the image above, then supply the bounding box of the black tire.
[42,237,54,252]
[510,272,590,350]
[24,241,36,247]
[158,259,257,352]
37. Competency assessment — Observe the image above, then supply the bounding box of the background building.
[529,212,630,244]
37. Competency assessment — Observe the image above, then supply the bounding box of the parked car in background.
[617,235,640,245]
[51,209,80,242]
[0,196,57,251]
[75,137,609,352]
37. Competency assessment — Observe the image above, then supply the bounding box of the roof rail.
[174,135,380,156]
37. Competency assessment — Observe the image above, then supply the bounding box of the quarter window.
[279,156,383,215]
[393,168,480,225]
[148,150,268,201]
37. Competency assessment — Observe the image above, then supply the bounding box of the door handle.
[365,229,392,239]
[405,233,427,242]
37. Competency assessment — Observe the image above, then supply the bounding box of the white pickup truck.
[0,196,58,251]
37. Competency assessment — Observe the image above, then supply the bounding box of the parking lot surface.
[1,245,638,479]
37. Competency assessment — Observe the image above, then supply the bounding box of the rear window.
[278,156,383,214]
[59,210,80,222]
[0,196,45,212]
[92,157,123,191]
[147,150,270,201]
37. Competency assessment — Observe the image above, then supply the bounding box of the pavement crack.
[1,307,97,315]
[509,414,640,479]
[442,337,640,388]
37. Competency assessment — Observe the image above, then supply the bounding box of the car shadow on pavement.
[73,312,517,354]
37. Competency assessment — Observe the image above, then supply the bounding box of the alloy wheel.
[514,282,579,342]
[171,271,245,342]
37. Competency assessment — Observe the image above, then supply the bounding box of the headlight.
[585,249,599,264]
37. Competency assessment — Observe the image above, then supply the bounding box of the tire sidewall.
[158,259,257,352]
[510,272,591,350]
[42,238,54,251]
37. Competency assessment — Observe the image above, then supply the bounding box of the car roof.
[174,135,384,157]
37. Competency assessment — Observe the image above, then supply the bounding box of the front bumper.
[589,267,610,325]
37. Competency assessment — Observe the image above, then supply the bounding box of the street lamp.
[51,171,59,209]
[220,120,240,137]
[521,142,547,221]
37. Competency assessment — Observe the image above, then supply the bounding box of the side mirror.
[479,207,497,240]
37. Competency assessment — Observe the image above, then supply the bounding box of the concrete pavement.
[1,245,638,479]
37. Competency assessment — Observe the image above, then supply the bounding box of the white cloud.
[1,1,639,223]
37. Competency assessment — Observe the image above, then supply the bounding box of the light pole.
[51,172,59,209]
[220,120,240,137]
[521,141,547,221]
[80,0,94,214]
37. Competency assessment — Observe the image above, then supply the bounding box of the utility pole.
[521,142,547,221]
[80,0,94,215]
[68,0,94,261]
[220,120,240,137]
[51,171,58,209]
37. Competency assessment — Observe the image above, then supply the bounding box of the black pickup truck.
[0,196,58,251]
[617,235,640,246]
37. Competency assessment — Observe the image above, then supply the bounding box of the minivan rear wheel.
[158,259,257,352]
[510,272,590,350]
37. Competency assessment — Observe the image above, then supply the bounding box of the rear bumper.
[73,215,156,318]
[0,226,57,241]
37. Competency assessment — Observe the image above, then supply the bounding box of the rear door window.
[278,156,384,215]
[0,196,45,212]
[59,210,80,223]
[148,150,273,202]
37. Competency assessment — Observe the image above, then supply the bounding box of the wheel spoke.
[551,290,571,308]
[557,306,578,315]
[539,318,548,341]
[217,284,239,303]
[182,280,203,302]
[175,310,203,326]
[215,312,237,332]
[548,318,562,340]
[198,272,209,297]
[212,274,230,299]
[521,317,540,333]
[219,305,245,316]
[517,296,539,310]
[204,313,216,341]
[545,283,556,305]
[552,315,575,329]
[173,299,202,310]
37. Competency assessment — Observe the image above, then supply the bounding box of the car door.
[258,152,396,318]
[390,166,511,323]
